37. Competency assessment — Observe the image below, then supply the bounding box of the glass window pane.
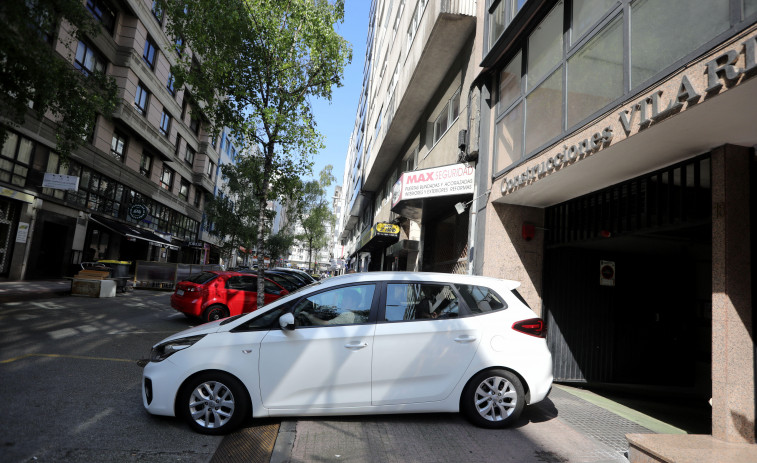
[567,16,623,127]
[747,0,757,18]
[498,52,522,114]
[527,1,563,90]
[572,0,618,44]
[16,138,33,164]
[631,0,729,88]
[384,283,459,321]
[489,1,506,48]
[495,102,523,172]
[2,133,18,158]
[525,67,563,154]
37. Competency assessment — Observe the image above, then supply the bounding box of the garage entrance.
[543,154,712,397]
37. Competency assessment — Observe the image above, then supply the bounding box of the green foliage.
[0,0,119,158]
[161,0,350,302]
[295,165,335,271]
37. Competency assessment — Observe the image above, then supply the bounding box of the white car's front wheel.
[462,369,525,428]
[178,372,248,435]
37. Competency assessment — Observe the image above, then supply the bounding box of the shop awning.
[355,222,400,253]
[90,215,179,250]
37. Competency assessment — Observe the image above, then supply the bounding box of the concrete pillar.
[711,144,754,443]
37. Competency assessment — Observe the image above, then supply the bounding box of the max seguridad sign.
[392,163,475,206]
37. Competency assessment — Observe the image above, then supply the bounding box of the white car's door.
[259,284,377,410]
[372,282,482,406]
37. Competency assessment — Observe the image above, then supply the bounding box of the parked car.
[236,268,309,292]
[170,271,289,323]
[143,272,553,434]
[272,267,317,284]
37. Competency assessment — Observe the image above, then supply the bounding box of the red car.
[171,271,289,323]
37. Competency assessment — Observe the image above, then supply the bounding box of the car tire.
[202,304,228,323]
[178,372,249,435]
[461,369,525,429]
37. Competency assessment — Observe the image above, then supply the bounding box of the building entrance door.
[543,155,712,397]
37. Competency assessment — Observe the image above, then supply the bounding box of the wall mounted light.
[454,189,491,215]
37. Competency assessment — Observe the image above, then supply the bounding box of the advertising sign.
[42,173,80,191]
[392,163,475,207]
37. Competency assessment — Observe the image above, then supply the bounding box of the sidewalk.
[0,279,73,303]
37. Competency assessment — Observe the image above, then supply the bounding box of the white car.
[142,272,553,434]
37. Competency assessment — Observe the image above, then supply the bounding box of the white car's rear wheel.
[462,369,524,428]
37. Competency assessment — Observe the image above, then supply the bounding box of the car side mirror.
[279,312,295,331]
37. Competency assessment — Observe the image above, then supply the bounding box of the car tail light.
[184,286,200,293]
[512,318,547,338]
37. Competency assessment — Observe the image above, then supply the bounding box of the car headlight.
[150,335,206,362]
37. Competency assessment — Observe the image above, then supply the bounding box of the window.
[488,0,529,50]
[160,166,173,190]
[110,131,127,162]
[403,146,418,172]
[151,1,164,24]
[184,145,195,165]
[384,283,459,321]
[143,36,158,69]
[74,41,106,75]
[139,152,152,177]
[134,82,149,114]
[455,285,507,315]
[0,131,33,187]
[166,73,176,96]
[175,36,185,56]
[567,16,623,127]
[86,0,116,34]
[206,160,214,178]
[193,190,202,207]
[292,285,375,326]
[406,0,428,52]
[189,115,200,135]
[178,178,189,201]
[433,89,461,144]
[159,110,171,136]
[571,0,617,44]
[631,0,729,88]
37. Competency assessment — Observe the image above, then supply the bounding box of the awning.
[355,222,400,254]
[90,215,179,250]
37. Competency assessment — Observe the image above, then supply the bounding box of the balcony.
[363,0,475,191]
[112,101,174,160]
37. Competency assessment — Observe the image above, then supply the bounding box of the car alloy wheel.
[179,372,248,435]
[203,304,228,323]
[462,369,524,428]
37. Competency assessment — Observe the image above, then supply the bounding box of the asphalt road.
[0,291,222,463]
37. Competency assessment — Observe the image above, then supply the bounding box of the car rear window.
[455,284,507,315]
[183,272,218,284]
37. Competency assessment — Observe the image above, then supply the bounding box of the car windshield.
[182,272,217,284]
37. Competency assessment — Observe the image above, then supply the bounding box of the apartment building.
[337,0,479,274]
[0,0,221,279]
[474,0,757,457]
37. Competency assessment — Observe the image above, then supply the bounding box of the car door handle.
[454,335,477,343]
[344,342,368,350]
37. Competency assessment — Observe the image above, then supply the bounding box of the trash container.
[97,260,133,292]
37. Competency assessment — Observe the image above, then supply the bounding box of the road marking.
[0,353,136,364]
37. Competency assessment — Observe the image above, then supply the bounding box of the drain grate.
[210,419,280,463]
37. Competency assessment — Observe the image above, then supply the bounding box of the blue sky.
[308,1,371,195]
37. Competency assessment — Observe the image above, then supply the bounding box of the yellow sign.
[376,223,399,235]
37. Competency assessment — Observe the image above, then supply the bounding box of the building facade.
[335,0,757,457]
[337,0,479,274]
[474,0,756,455]
[0,0,221,279]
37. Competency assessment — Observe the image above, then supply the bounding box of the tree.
[295,165,336,273]
[0,0,119,157]
[162,0,351,306]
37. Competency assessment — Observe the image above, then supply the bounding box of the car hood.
[153,319,225,346]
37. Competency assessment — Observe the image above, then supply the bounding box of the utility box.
[71,279,117,297]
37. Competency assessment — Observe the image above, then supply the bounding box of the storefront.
[353,222,401,271]
[476,0,757,449]
[391,163,476,273]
